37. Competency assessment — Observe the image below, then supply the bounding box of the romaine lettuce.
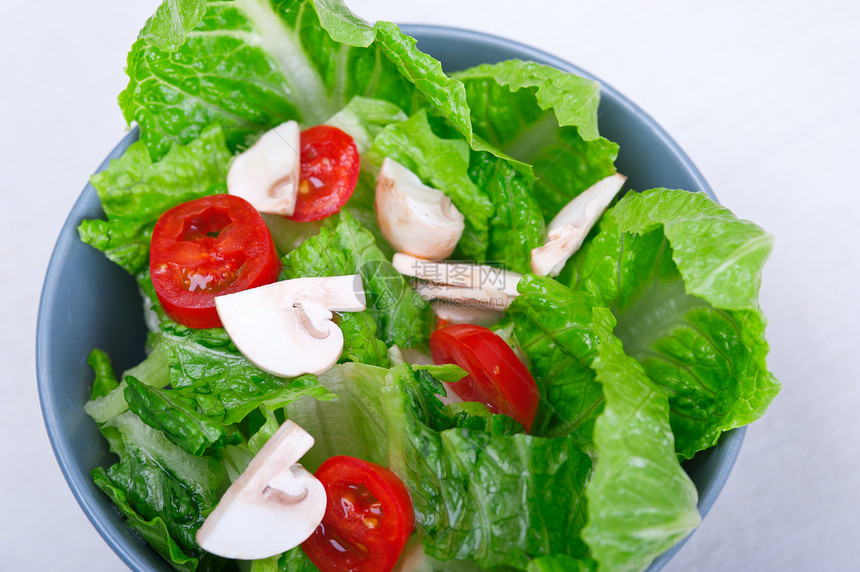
[455,60,619,219]
[285,362,593,570]
[120,0,471,160]
[562,188,779,458]
[79,1,778,571]
[78,125,231,274]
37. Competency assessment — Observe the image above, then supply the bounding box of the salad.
[78,1,779,571]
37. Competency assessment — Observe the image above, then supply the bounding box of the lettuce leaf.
[84,344,170,425]
[92,467,202,572]
[583,306,700,571]
[78,125,231,274]
[281,218,390,366]
[506,276,702,570]
[456,60,618,219]
[88,348,120,399]
[468,144,545,273]
[157,321,333,424]
[563,188,779,458]
[325,211,434,349]
[92,411,224,569]
[285,363,592,570]
[120,0,471,160]
[124,376,240,456]
[508,275,604,446]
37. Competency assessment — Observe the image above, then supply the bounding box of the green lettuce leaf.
[468,144,545,273]
[285,363,592,570]
[325,211,433,349]
[85,344,170,425]
[88,348,120,399]
[157,320,333,424]
[120,0,471,160]
[508,276,702,571]
[281,220,390,366]
[92,468,201,572]
[564,188,779,458]
[508,274,604,446]
[324,95,409,153]
[455,60,618,219]
[124,376,240,456]
[138,0,208,51]
[583,306,700,572]
[93,411,224,569]
[78,125,231,274]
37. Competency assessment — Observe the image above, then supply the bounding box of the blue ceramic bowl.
[37,25,744,572]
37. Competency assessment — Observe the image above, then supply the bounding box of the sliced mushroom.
[530,172,627,276]
[227,121,301,216]
[375,158,465,260]
[413,281,511,311]
[196,420,326,559]
[392,253,522,297]
[432,300,504,328]
[215,275,366,378]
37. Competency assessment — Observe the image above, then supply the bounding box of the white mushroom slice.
[413,282,511,311]
[530,173,627,277]
[432,300,504,327]
[530,224,581,277]
[215,275,366,377]
[375,158,465,260]
[196,420,326,559]
[227,121,300,216]
[392,253,521,297]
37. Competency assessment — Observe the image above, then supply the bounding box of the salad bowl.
[37,24,744,572]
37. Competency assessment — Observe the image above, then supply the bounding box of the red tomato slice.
[149,194,281,329]
[289,125,360,222]
[302,456,414,572]
[430,324,539,432]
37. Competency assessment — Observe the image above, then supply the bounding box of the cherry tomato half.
[149,194,281,329]
[430,324,539,432]
[289,125,360,222]
[302,456,414,572]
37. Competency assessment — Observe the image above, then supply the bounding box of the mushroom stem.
[293,302,330,340]
[263,484,309,505]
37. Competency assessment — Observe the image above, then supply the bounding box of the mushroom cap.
[196,421,326,559]
[227,121,301,216]
[547,172,627,236]
[375,158,465,260]
[531,173,627,277]
[530,224,585,277]
[215,275,366,378]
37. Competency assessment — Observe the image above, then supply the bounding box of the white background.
[2,0,859,570]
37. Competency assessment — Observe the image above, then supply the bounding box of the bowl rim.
[37,23,745,572]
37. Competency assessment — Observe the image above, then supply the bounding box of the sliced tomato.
[289,125,360,222]
[302,456,414,572]
[149,194,281,329]
[430,324,539,432]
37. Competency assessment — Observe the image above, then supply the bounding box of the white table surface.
[3,0,859,570]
